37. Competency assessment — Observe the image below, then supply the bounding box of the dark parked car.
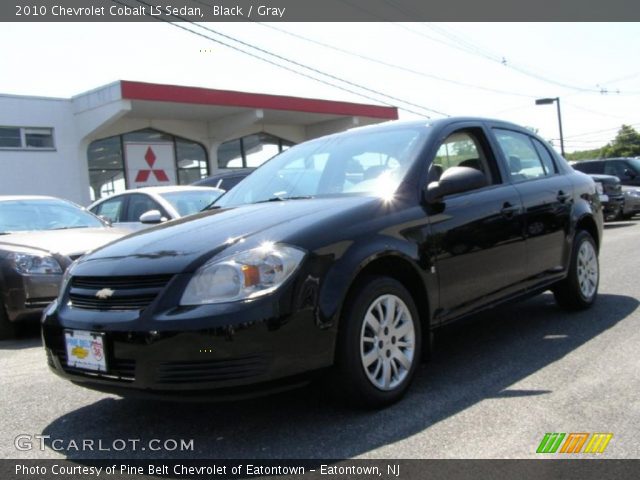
[42,118,602,407]
[587,174,624,221]
[193,168,255,191]
[572,157,640,187]
[0,196,127,339]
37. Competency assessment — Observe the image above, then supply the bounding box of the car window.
[0,199,104,233]
[532,138,557,174]
[159,190,223,216]
[125,194,164,222]
[605,160,637,180]
[92,196,125,223]
[493,129,550,182]
[428,129,495,185]
[573,162,600,174]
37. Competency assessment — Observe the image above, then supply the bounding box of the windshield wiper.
[201,203,222,211]
[256,195,314,203]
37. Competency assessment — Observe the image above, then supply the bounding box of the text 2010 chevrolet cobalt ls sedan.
[43,118,603,407]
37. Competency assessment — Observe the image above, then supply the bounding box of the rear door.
[426,123,527,320]
[491,128,572,282]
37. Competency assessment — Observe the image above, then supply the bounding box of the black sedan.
[42,118,602,407]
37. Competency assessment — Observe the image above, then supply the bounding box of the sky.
[1,22,639,153]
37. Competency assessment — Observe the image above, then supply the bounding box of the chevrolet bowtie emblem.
[95,288,115,299]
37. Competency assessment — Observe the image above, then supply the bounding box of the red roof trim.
[120,81,398,120]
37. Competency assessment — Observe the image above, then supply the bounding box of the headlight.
[7,252,62,275]
[180,243,306,305]
[57,263,76,304]
[594,182,604,195]
[627,189,640,197]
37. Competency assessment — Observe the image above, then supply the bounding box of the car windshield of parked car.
[0,199,105,234]
[214,127,428,208]
[159,190,223,216]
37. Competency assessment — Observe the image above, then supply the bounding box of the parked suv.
[42,118,602,407]
[573,158,640,218]
[572,157,640,186]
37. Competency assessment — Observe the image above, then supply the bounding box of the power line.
[257,23,537,99]
[396,22,640,96]
[121,0,449,118]
[561,122,640,140]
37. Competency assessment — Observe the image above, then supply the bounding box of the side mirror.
[139,209,167,224]
[424,166,488,204]
[98,215,112,226]
[624,168,637,179]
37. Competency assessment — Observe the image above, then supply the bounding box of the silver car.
[0,196,128,339]
[88,186,224,231]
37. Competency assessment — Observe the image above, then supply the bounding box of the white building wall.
[0,95,88,205]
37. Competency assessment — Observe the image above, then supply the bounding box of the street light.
[535,97,565,157]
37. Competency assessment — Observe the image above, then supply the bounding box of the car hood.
[589,174,620,184]
[72,196,377,277]
[0,228,129,258]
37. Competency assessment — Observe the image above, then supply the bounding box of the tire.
[0,301,17,340]
[334,276,422,408]
[553,230,599,311]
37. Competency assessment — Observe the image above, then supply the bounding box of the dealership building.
[0,81,398,206]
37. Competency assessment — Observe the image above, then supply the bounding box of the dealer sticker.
[64,330,107,372]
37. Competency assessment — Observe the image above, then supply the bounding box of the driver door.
[425,125,527,321]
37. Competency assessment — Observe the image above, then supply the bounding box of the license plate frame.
[64,330,108,372]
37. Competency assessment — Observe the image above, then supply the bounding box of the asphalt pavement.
[1,221,639,460]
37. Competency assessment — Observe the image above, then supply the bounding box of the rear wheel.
[0,301,16,340]
[553,230,599,310]
[335,276,422,408]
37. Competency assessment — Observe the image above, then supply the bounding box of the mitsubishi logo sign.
[125,142,176,187]
[135,147,169,182]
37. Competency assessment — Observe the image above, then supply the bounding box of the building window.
[0,126,54,149]
[217,133,294,169]
[87,128,209,201]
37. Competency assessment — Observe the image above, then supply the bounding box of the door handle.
[557,190,571,203]
[501,202,519,217]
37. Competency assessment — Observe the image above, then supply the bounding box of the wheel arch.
[334,253,433,360]
[575,213,601,251]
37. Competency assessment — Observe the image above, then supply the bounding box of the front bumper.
[2,271,60,322]
[41,277,336,399]
[602,195,624,220]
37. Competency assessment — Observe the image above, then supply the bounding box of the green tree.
[602,125,640,158]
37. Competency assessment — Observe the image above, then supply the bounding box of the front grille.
[604,183,622,196]
[156,355,269,384]
[68,275,172,311]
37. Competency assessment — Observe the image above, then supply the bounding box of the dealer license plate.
[64,330,107,372]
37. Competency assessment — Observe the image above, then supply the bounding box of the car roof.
[0,195,66,202]
[124,186,220,194]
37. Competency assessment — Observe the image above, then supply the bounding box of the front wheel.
[334,276,422,408]
[553,230,599,310]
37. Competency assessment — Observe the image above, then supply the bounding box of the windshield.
[160,190,223,216]
[0,199,104,234]
[215,126,428,208]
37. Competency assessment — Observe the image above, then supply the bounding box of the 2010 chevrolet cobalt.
[43,118,603,407]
